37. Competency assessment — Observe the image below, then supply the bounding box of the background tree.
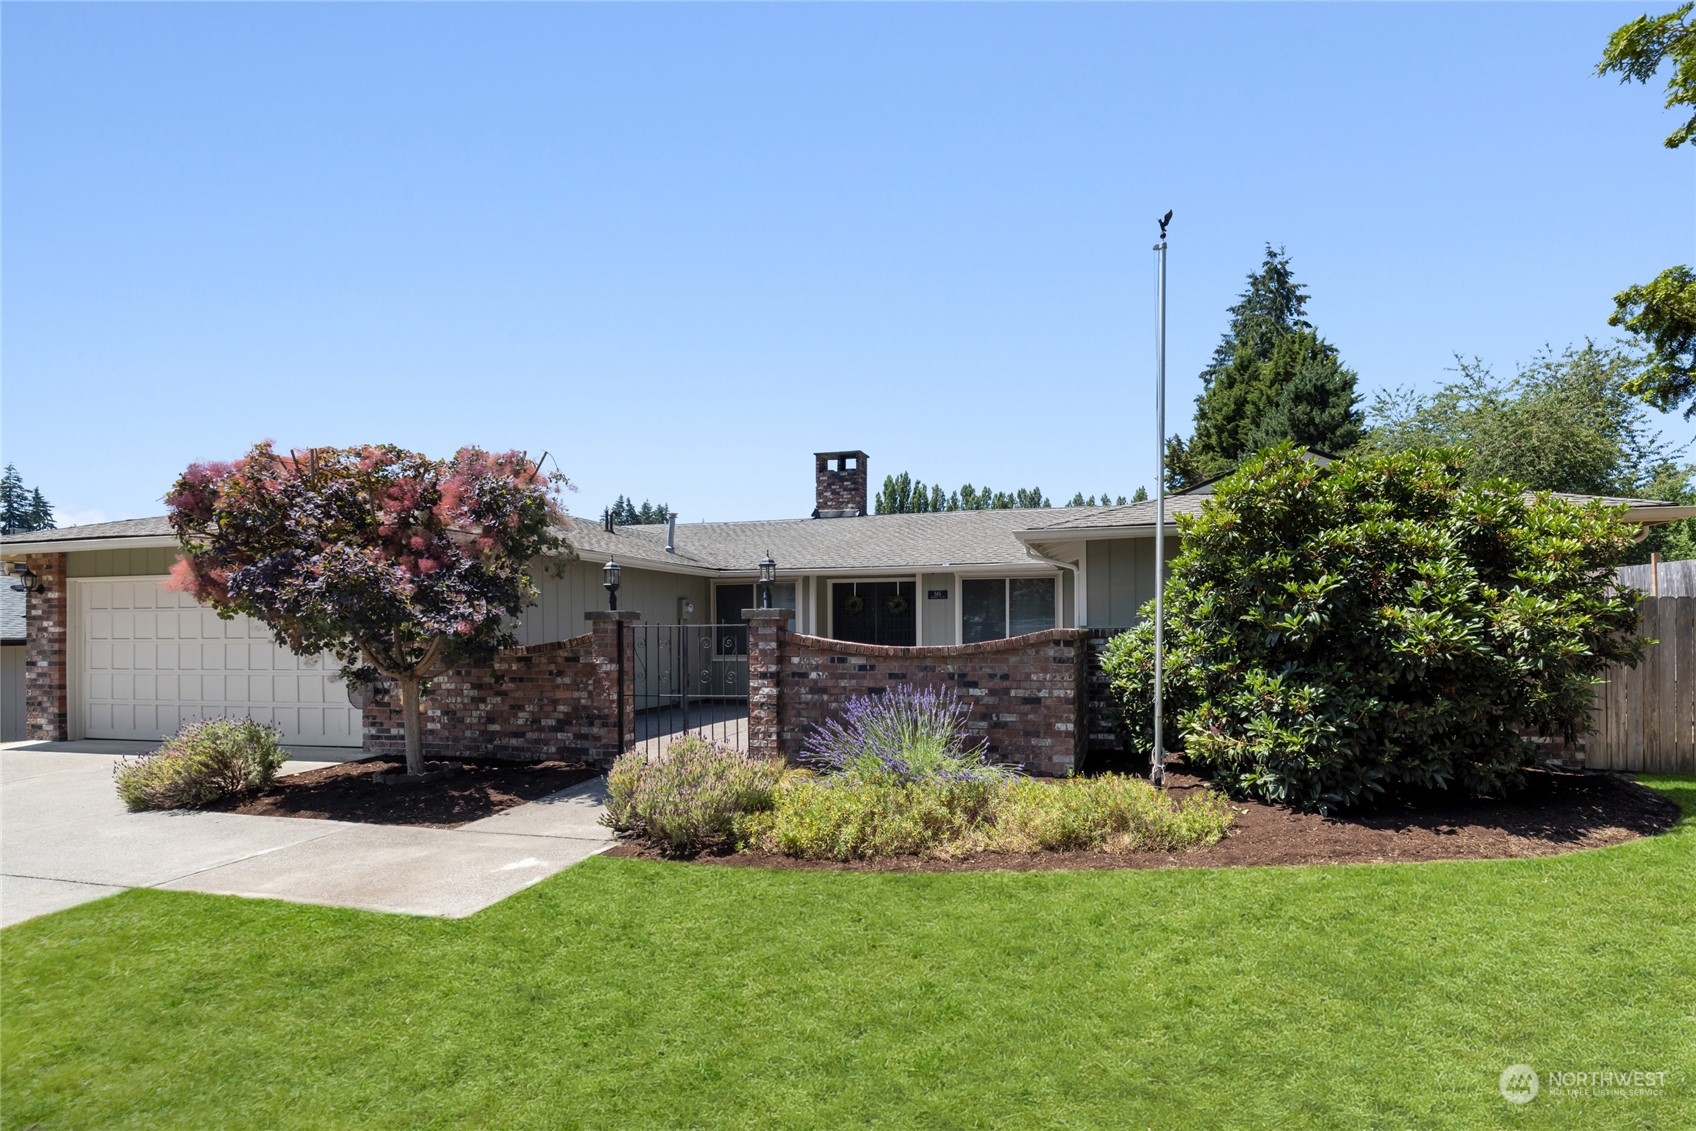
[26,488,55,532]
[1361,342,1694,559]
[1167,246,1363,488]
[166,443,568,778]
[607,495,671,525]
[0,464,56,534]
[1598,4,1696,416]
[874,474,1054,513]
[1065,489,1143,506]
[877,472,1147,513]
[1103,445,1647,811]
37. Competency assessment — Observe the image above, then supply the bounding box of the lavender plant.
[800,684,1017,783]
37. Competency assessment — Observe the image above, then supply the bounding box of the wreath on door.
[886,593,910,615]
[844,592,865,614]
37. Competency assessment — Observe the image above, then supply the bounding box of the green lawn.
[5,778,1693,1130]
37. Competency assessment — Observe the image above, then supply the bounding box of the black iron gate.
[631,623,750,756]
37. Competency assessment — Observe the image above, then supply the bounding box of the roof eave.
[1,535,180,558]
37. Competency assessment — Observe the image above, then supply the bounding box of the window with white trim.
[961,577,1056,643]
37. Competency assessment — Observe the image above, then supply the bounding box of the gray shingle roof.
[1,585,23,643]
[8,486,1687,579]
[0,509,1113,575]
[1,517,173,544]
[567,507,1119,573]
[1025,495,1211,532]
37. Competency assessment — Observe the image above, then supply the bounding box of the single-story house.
[3,449,1693,751]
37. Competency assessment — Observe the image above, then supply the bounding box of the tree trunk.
[397,675,425,777]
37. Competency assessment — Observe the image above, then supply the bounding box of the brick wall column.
[585,610,640,765]
[744,608,792,760]
[23,553,69,742]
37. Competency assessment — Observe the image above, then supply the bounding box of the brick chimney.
[813,451,868,518]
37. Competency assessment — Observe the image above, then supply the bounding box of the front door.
[831,580,916,646]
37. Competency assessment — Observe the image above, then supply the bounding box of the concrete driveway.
[1,741,613,926]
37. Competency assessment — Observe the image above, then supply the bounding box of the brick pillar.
[24,553,69,742]
[585,610,639,765]
[744,608,792,761]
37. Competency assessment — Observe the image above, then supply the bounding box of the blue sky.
[3,2,1691,527]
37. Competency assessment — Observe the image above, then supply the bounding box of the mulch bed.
[216,758,601,829]
[604,765,1681,872]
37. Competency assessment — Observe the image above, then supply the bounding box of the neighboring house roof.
[1,585,23,644]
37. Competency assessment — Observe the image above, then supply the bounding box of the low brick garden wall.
[362,613,635,765]
[746,614,1089,776]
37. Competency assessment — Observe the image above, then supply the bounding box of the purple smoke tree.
[165,442,569,778]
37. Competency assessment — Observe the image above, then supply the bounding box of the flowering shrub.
[165,442,568,777]
[602,736,783,853]
[800,684,1015,782]
[114,717,287,810]
[1105,444,1648,812]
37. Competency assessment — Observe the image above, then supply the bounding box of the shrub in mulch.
[732,772,1232,863]
[115,717,288,811]
[603,736,784,853]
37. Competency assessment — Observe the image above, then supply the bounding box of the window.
[830,580,916,646]
[961,577,1056,643]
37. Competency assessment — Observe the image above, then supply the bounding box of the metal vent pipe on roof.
[666,513,677,554]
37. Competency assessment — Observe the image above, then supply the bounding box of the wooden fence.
[1615,558,1696,598]
[1586,596,1695,774]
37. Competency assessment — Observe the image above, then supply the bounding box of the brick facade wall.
[747,623,1088,776]
[361,613,636,765]
[24,553,68,742]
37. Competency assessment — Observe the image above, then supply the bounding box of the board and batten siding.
[516,559,712,646]
[1084,537,1179,628]
[67,547,178,578]
[2,644,23,741]
[921,572,956,646]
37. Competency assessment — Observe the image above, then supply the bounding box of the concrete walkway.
[0,742,613,926]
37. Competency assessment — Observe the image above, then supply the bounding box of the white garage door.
[79,579,363,747]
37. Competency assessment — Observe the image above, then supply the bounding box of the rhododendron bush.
[166,442,569,777]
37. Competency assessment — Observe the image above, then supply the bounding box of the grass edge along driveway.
[5,777,1693,1130]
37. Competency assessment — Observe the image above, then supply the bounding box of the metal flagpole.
[1152,210,1171,788]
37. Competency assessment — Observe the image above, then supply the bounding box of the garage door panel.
[80,580,362,747]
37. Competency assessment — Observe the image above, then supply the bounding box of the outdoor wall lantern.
[9,562,42,595]
[603,558,622,610]
[759,553,777,609]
